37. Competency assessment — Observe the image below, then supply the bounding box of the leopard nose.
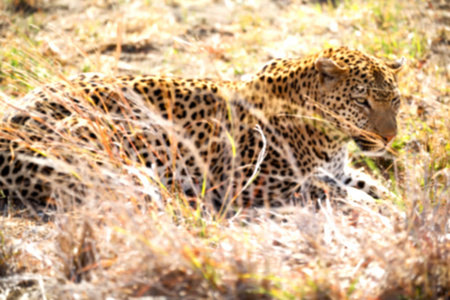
[382,135,396,143]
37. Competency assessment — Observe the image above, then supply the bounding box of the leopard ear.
[385,57,406,74]
[315,57,349,81]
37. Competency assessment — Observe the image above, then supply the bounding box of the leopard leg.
[300,172,348,208]
[339,167,390,199]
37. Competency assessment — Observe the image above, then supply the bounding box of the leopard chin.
[352,136,388,157]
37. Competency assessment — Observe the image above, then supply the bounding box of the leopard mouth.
[352,136,387,156]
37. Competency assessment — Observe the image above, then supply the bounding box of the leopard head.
[314,47,405,155]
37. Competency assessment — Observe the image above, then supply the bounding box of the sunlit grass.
[0,0,448,299]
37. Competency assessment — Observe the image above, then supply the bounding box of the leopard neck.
[238,56,324,116]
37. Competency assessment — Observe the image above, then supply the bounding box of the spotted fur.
[0,47,404,210]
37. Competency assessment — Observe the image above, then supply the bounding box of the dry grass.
[0,0,449,299]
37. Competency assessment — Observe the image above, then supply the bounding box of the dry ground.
[0,0,449,299]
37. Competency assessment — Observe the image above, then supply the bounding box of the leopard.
[0,47,404,212]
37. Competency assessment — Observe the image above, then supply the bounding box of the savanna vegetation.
[0,0,448,299]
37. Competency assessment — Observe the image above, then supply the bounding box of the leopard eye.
[353,97,370,108]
